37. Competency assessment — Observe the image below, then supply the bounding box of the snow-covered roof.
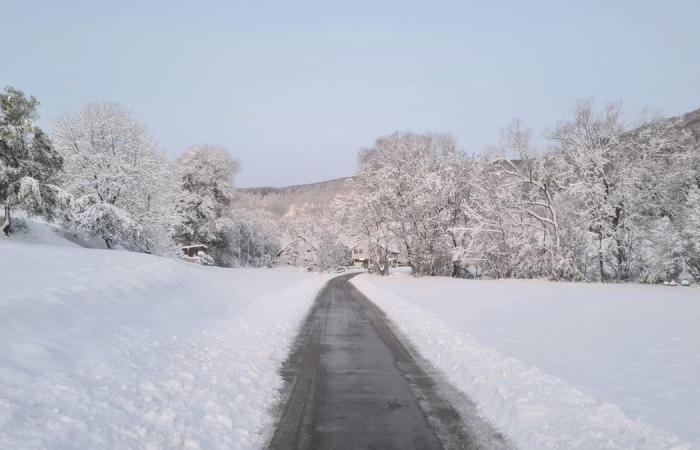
[181,244,208,249]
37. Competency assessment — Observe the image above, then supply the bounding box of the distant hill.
[682,107,700,140]
[240,107,700,218]
[238,177,353,218]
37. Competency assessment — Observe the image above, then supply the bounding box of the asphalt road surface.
[267,273,508,450]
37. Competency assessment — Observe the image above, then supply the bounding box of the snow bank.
[352,275,699,449]
[0,237,330,449]
[8,216,109,249]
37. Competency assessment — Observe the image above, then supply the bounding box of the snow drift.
[0,224,330,449]
[352,274,699,449]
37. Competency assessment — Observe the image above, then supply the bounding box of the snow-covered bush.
[197,250,215,266]
[635,217,685,283]
[71,197,146,251]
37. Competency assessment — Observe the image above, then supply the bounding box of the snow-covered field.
[352,273,700,449]
[0,222,331,449]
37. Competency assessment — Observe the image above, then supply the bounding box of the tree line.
[3,86,699,281]
[336,101,700,282]
[0,86,279,266]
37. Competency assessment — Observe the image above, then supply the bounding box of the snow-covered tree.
[0,87,65,235]
[485,120,581,279]
[340,101,699,283]
[551,101,696,281]
[173,145,239,266]
[53,102,173,251]
[336,132,470,276]
[453,155,526,278]
[548,101,626,280]
[334,181,394,275]
[642,185,700,282]
[274,210,349,270]
[228,207,281,267]
[677,186,700,281]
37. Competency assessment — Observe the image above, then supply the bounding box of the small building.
[351,245,370,268]
[351,243,406,268]
[180,244,214,265]
[182,244,208,258]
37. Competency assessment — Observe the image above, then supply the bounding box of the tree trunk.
[104,238,112,249]
[2,205,11,236]
[378,252,390,276]
[597,234,606,282]
[615,236,628,280]
[611,206,628,280]
[451,260,462,278]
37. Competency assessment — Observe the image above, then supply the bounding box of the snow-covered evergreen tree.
[173,145,238,266]
[0,87,65,235]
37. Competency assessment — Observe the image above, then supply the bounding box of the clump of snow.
[352,275,699,449]
[0,236,330,449]
[388,266,413,276]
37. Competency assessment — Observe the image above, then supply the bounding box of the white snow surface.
[352,274,700,450]
[0,227,331,449]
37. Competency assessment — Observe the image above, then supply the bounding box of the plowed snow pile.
[352,274,699,449]
[0,223,329,449]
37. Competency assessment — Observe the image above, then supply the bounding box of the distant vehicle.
[335,266,346,273]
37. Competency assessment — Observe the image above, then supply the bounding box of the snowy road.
[267,274,506,450]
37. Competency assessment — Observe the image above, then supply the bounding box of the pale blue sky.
[2,0,699,186]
